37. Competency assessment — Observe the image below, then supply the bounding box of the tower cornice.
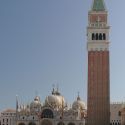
[88,11,107,14]
[87,26,110,29]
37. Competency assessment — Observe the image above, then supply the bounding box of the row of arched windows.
[92,33,106,40]
[110,122,120,125]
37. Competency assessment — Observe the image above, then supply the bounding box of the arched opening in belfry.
[96,33,98,40]
[99,33,102,40]
[103,33,106,40]
[92,33,95,40]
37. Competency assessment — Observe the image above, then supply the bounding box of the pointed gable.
[92,0,106,11]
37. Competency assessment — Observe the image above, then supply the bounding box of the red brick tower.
[87,0,110,125]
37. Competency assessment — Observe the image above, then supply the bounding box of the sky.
[0,0,125,111]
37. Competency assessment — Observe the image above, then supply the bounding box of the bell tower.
[87,0,110,125]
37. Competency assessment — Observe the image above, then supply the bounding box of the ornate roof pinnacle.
[77,92,81,101]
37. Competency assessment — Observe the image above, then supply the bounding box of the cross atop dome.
[92,0,106,11]
[77,92,81,101]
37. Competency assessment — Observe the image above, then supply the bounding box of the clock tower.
[87,0,110,125]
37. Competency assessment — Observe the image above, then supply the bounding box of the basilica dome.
[30,96,42,111]
[72,95,86,110]
[45,88,65,109]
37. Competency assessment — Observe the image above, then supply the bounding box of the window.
[118,111,121,116]
[41,109,54,119]
[91,33,106,41]
[92,33,95,40]
[99,33,102,40]
[103,33,106,40]
[96,33,98,40]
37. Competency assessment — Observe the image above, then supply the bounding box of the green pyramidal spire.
[92,0,106,11]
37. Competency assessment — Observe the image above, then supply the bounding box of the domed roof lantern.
[34,96,40,102]
[55,85,61,95]
[51,84,61,95]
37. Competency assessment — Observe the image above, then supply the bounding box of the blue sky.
[0,0,125,110]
